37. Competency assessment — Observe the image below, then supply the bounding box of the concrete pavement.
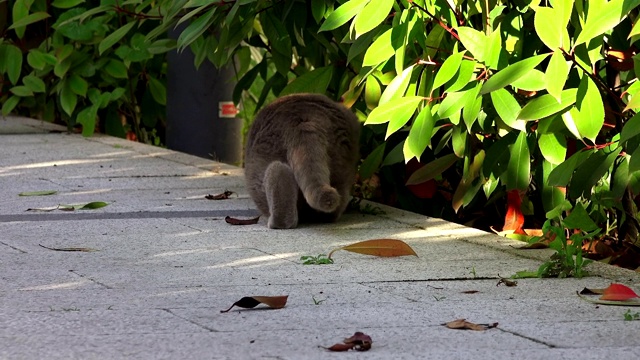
[1,115,640,359]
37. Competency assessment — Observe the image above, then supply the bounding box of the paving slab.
[1,116,640,359]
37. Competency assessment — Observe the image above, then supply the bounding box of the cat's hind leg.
[264,161,299,229]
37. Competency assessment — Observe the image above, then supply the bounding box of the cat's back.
[245,93,359,157]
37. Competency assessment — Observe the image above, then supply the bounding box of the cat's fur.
[244,93,360,229]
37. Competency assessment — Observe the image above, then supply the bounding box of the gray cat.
[244,93,360,229]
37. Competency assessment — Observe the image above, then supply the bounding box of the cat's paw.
[309,185,340,213]
[268,214,298,229]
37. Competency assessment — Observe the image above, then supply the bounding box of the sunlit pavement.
[1,115,639,359]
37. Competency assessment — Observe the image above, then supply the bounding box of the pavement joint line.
[68,270,113,289]
[0,210,259,222]
[161,308,219,333]
[0,240,27,253]
[496,328,557,348]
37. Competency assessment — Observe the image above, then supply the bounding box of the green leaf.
[445,59,475,93]
[379,65,414,104]
[405,106,435,160]
[620,112,640,144]
[490,88,524,131]
[103,59,128,79]
[359,142,386,179]
[54,59,71,79]
[4,44,23,85]
[505,131,530,190]
[148,76,167,106]
[406,153,459,185]
[23,75,46,93]
[362,26,400,66]
[318,0,369,32]
[547,149,595,187]
[76,105,98,137]
[311,0,326,23]
[177,7,217,50]
[365,75,382,109]
[52,0,86,8]
[563,202,599,231]
[1,95,21,116]
[437,89,471,121]
[26,50,47,70]
[568,146,621,199]
[457,27,488,65]
[365,96,423,126]
[18,190,58,196]
[68,74,88,96]
[279,66,333,97]
[8,12,51,31]
[480,54,549,95]
[511,69,546,91]
[518,88,577,121]
[575,0,636,46]
[10,86,33,97]
[538,132,567,165]
[541,160,566,214]
[432,51,464,91]
[545,51,570,102]
[79,201,109,210]
[534,7,569,50]
[354,0,393,37]
[571,76,604,142]
[60,81,78,116]
[99,21,136,55]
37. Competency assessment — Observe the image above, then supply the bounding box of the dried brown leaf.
[461,290,480,294]
[579,287,606,295]
[443,319,498,331]
[225,216,260,225]
[205,191,235,200]
[220,295,288,313]
[328,239,418,259]
[39,244,98,252]
[323,332,372,352]
[497,278,518,287]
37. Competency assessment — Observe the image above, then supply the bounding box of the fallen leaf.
[220,295,288,313]
[26,202,108,212]
[579,287,606,295]
[225,216,260,225]
[78,201,109,210]
[518,242,549,249]
[328,239,418,259]
[497,278,518,287]
[461,290,480,294]
[443,319,498,331]
[39,244,98,252]
[19,190,57,196]
[323,332,372,352]
[503,190,525,234]
[577,291,640,306]
[600,283,640,301]
[205,190,235,200]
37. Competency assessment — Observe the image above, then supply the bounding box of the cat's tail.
[287,124,340,214]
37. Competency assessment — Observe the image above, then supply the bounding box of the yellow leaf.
[328,239,418,259]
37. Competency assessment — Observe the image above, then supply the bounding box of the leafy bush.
[5,1,640,265]
[144,0,640,248]
[0,0,172,143]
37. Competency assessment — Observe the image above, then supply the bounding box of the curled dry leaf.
[497,278,518,287]
[18,190,57,196]
[220,295,288,313]
[205,190,235,200]
[327,239,418,260]
[461,290,480,294]
[323,332,372,352]
[443,319,498,331]
[225,216,260,225]
[39,244,98,252]
[579,287,605,295]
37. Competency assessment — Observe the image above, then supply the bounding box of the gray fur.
[244,93,360,229]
